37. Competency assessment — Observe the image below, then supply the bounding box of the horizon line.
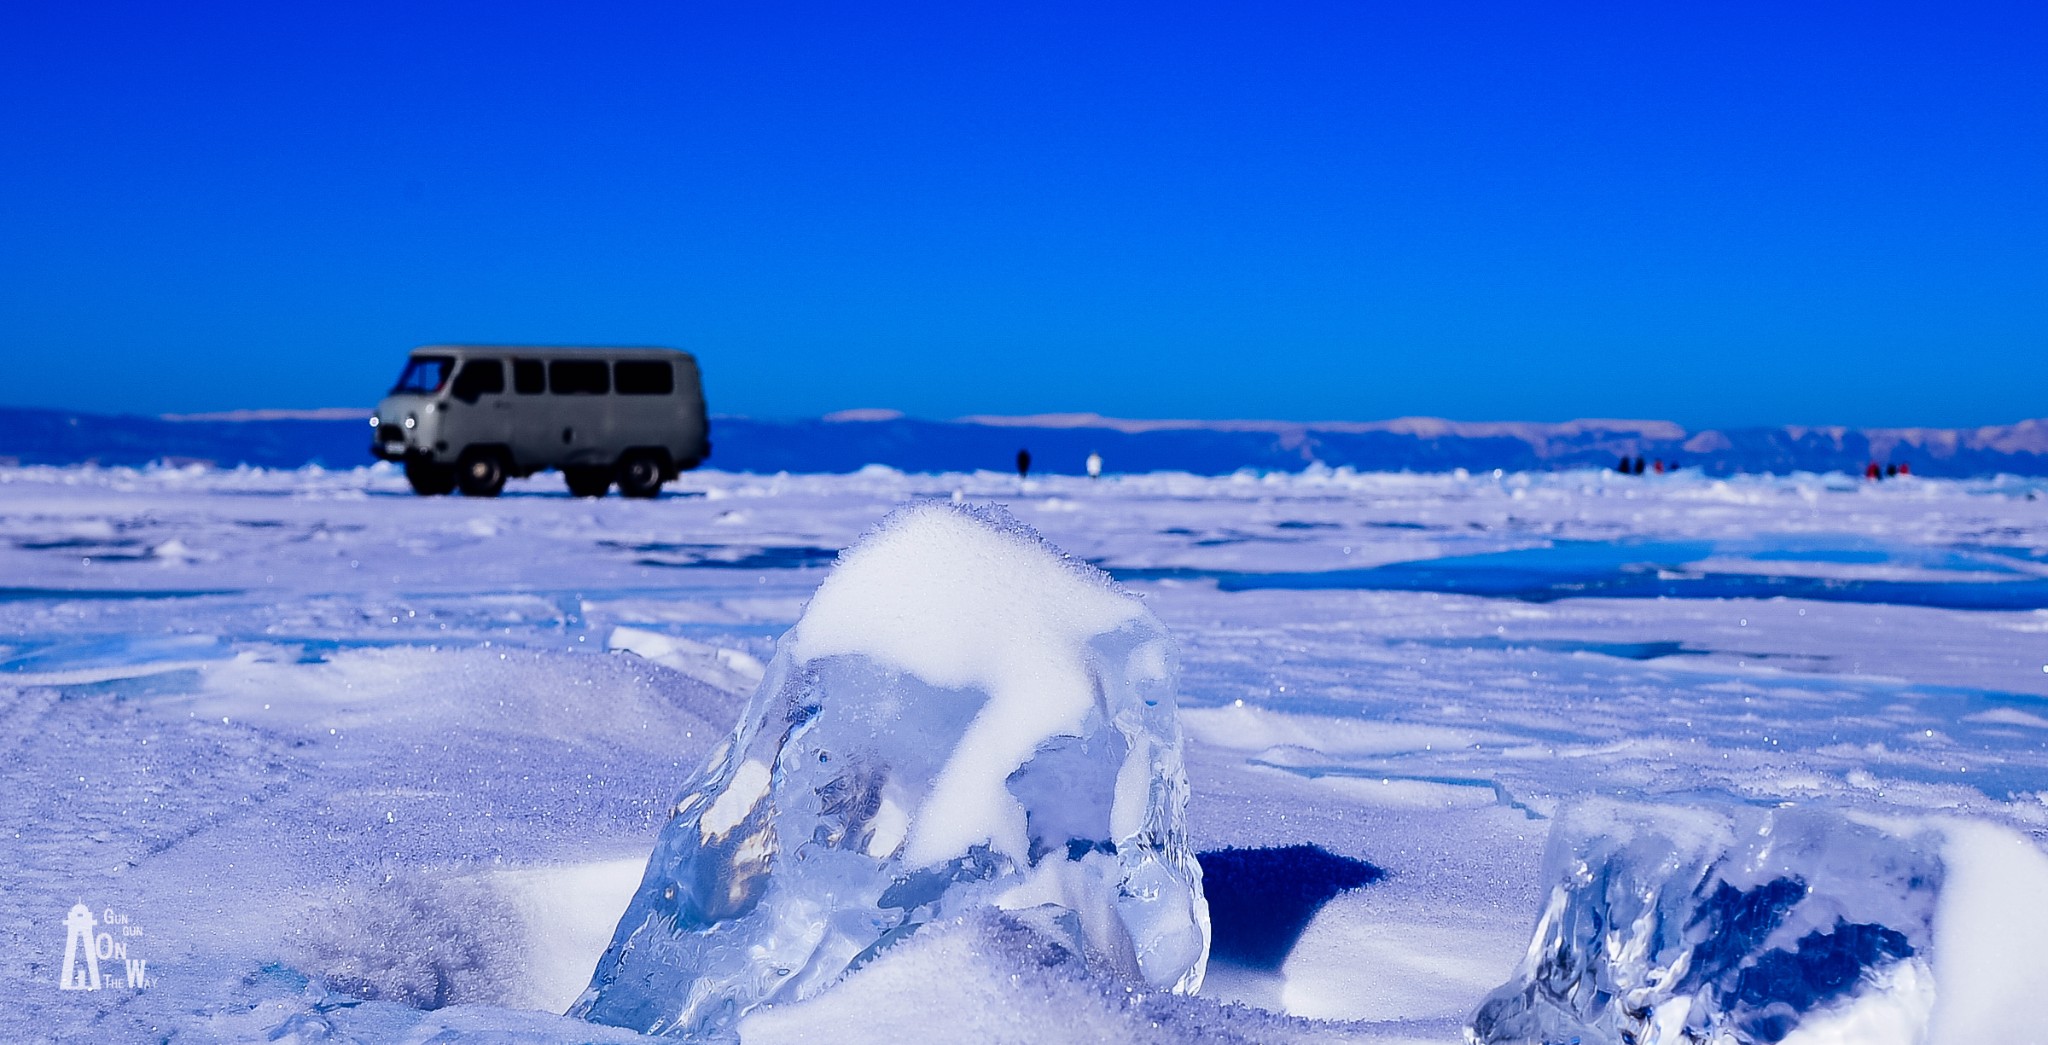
[98,405,2048,436]
[0,402,2032,436]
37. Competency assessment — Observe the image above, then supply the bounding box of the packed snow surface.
[1,463,2045,1043]
[571,503,1208,1039]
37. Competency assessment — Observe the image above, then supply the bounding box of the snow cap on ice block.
[571,502,1210,1039]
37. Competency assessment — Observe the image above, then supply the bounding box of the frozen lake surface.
[3,463,2045,1042]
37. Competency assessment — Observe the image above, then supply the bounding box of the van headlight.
[404,416,416,429]
[369,415,381,428]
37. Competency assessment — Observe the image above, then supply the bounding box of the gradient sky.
[3,1,2044,427]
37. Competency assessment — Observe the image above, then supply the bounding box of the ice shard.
[571,502,1209,1039]
[1469,799,1970,1045]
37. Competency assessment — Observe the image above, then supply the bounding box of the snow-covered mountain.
[3,404,2046,477]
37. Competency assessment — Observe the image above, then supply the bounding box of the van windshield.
[391,356,454,395]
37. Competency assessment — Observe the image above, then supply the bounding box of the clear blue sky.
[3,1,2043,427]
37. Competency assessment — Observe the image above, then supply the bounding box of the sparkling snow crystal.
[571,502,1210,1038]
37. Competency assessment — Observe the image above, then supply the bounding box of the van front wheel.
[457,449,507,498]
[564,467,612,498]
[405,459,457,496]
[616,452,666,499]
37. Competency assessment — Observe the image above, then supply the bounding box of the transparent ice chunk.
[1469,799,1944,1045]
[571,503,1209,1039]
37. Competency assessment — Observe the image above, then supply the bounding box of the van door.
[612,358,673,461]
[447,358,511,454]
[507,358,553,465]
[547,358,614,467]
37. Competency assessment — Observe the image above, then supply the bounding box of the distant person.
[1866,462,1882,481]
[1885,463,1897,478]
[1617,455,1631,475]
[1016,448,1032,479]
[1086,452,1103,479]
[1653,458,1665,475]
[1897,462,1910,476]
[1633,456,1647,475]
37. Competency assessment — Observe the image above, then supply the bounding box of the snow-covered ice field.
[4,463,2047,1043]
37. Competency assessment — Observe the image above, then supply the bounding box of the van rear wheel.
[405,458,457,496]
[616,451,666,499]
[457,449,507,498]
[564,467,611,498]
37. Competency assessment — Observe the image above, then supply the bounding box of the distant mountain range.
[3,404,2045,478]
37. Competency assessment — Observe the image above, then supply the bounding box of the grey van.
[370,345,710,498]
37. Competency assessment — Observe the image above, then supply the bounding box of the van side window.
[615,360,675,395]
[513,359,545,395]
[549,360,610,395]
[450,359,505,403]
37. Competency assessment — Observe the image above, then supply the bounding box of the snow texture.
[3,463,2046,1044]
[572,502,1209,1039]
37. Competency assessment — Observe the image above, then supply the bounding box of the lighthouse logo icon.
[60,903,101,991]
[56,901,148,991]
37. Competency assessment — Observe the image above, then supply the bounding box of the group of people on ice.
[1614,455,1674,475]
[1014,449,1105,479]
[1617,454,1911,480]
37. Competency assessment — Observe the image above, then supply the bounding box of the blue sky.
[3,1,2043,427]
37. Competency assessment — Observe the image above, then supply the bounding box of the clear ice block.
[1470,799,1943,1045]
[572,503,1209,1039]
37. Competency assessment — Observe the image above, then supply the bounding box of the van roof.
[410,344,695,361]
